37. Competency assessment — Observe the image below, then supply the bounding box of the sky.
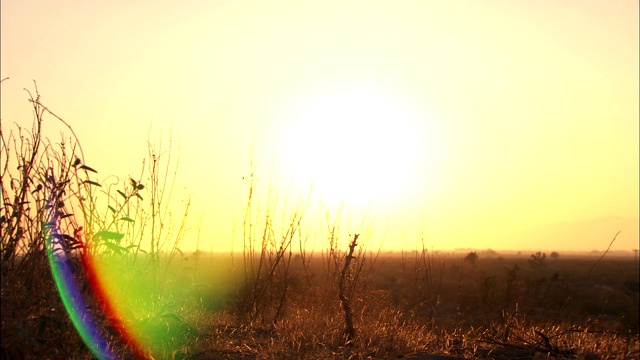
[1,0,638,253]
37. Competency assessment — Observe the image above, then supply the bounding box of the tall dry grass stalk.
[232,160,311,325]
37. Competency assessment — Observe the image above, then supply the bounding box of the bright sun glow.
[279,81,429,208]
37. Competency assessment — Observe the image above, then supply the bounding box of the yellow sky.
[2,0,638,253]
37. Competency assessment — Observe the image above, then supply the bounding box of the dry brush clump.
[1,84,194,359]
[1,84,102,358]
[231,163,311,327]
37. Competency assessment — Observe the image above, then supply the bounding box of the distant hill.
[509,216,639,252]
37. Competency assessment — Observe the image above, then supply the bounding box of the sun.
[278,81,430,209]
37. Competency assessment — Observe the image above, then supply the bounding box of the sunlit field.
[2,1,638,358]
[1,89,638,359]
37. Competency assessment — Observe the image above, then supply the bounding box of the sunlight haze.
[1,0,638,253]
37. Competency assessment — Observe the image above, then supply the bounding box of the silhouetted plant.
[528,252,547,270]
[1,83,193,359]
[1,82,110,358]
[464,251,478,267]
[338,233,359,345]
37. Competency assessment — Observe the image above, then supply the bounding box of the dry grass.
[2,85,638,359]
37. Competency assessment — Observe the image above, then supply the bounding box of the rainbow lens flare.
[47,218,149,358]
[47,248,115,359]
